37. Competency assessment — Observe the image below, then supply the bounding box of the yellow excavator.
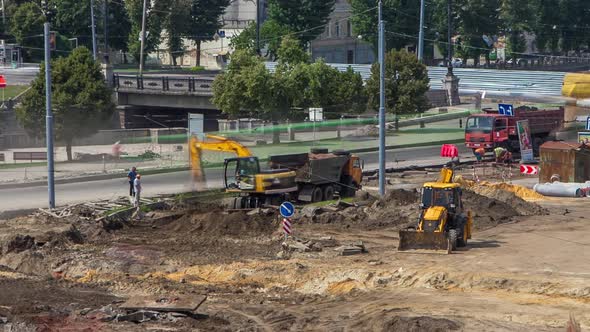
[189,135,364,208]
[189,134,298,208]
[398,167,473,253]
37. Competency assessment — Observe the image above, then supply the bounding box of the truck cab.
[465,115,515,151]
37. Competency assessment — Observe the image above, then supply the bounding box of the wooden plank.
[38,208,61,218]
[120,295,207,313]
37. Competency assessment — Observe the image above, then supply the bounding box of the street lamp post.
[41,0,55,208]
[256,0,261,55]
[417,0,425,62]
[378,0,386,197]
[447,0,453,75]
[138,0,148,75]
[90,0,97,60]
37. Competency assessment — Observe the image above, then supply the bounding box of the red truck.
[465,106,564,154]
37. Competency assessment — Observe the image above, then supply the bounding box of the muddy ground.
[0,172,587,331]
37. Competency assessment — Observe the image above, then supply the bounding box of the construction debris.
[335,241,367,256]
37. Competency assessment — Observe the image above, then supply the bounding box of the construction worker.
[127,166,137,197]
[474,147,486,162]
[494,147,513,164]
[133,174,142,208]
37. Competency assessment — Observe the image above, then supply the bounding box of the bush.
[190,66,205,72]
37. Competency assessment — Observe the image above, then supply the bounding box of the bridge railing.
[114,74,214,94]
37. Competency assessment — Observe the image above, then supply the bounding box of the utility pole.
[378,0,386,197]
[42,0,55,209]
[255,0,261,55]
[417,0,425,62]
[139,0,148,75]
[1,0,6,31]
[90,0,97,60]
[447,0,452,75]
[103,0,109,63]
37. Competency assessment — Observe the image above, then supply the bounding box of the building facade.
[311,0,375,64]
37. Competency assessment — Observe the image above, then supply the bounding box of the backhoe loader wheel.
[311,186,323,203]
[448,229,458,251]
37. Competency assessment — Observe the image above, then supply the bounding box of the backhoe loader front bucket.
[398,230,451,253]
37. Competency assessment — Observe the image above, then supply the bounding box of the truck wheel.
[323,185,335,201]
[448,229,458,251]
[311,186,323,202]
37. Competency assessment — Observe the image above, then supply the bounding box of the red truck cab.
[465,106,564,153]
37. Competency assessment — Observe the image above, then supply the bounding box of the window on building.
[326,24,331,38]
[347,20,352,37]
[335,22,340,37]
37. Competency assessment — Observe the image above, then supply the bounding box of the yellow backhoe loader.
[398,167,473,253]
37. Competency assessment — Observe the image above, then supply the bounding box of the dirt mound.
[2,235,35,255]
[168,210,278,237]
[380,316,462,332]
[456,176,546,201]
[464,186,548,217]
[299,189,420,230]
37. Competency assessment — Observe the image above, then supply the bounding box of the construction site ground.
[0,169,588,331]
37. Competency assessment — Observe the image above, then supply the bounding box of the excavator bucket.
[437,167,454,184]
[398,230,451,253]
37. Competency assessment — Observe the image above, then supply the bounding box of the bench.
[13,151,47,163]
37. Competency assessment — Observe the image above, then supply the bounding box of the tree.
[230,19,291,60]
[10,2,45,61]
[276,35,310,68]
[53,0,93,49]
[158,0,192,66]
[187,0,231,66]
[125,0,165,63]
[16,47,115,161]
[267,0,335,46]
[500,0,534,59]
[533,0,560,54]
[454,0,501,66]
[365,50,429,115]
[212,49,270,117]
[105,0,132,57]
[350,0,419,51]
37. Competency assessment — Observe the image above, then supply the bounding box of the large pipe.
[533,182,590,197]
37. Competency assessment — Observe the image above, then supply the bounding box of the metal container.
[539,141,590,183]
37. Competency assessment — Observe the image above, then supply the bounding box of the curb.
[0,139,465,190]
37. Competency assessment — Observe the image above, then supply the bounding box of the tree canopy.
[16,47,115,161]
[365,49,430,114]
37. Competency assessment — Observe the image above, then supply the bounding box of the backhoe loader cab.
[398,167,473,253]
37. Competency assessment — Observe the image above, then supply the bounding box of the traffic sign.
[520,164,539,175]
[499,104,514,116]
[279,201,295,218]
[586,116,590,131]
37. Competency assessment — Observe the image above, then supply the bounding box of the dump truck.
[465,106,564,155]
[190,136,362,208]
[398,167,473,254]
[268,148,363,203]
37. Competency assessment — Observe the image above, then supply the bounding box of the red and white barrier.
[520,164,539,175]
[440,144,459,158]
[282,218,292,235]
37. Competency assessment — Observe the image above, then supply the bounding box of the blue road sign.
[498,104,514,116]
[280,201,295,218]
[586,116,590,131]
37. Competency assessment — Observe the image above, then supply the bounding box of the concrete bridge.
[114,74,219,129]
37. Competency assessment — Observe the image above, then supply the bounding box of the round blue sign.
[279,201,295,218]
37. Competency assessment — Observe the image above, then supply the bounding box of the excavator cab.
[224,157,261,191]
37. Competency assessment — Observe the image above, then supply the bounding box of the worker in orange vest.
[474,147,486,162]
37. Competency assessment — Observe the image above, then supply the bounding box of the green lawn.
[1,85,29,100]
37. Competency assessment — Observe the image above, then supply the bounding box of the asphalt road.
[1,67,39,85]
[0,144,470,213]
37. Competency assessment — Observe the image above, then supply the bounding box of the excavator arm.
[189,134,253,183]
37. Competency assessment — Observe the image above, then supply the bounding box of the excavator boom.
[189,135,253,184]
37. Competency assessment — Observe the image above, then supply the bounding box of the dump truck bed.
[268,153,349,185]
